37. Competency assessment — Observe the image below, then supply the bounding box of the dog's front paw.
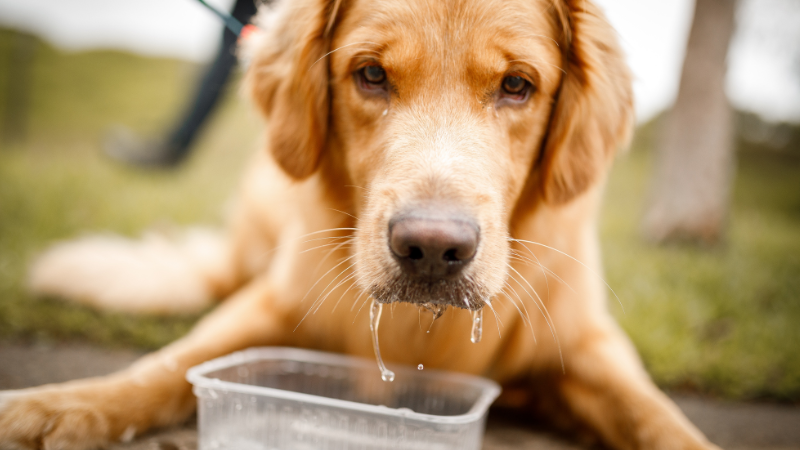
[0,388,112,450]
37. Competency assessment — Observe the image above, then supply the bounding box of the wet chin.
[369,275,490,311]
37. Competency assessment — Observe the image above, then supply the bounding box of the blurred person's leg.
[105,0,258,168]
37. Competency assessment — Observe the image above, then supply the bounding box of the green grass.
[602,127,800,401]
[1,30,799,401]
[0,29,258,348]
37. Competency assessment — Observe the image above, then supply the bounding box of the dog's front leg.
[0,276,287,450]
[555,326,721,450]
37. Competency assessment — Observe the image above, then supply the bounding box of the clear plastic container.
[186,347,501,450]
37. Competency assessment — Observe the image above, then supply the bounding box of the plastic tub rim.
[186,346,501,425]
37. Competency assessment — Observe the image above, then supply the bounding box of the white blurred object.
[727,0,800,123]
[595,0,695,123]
[0,0,232,62]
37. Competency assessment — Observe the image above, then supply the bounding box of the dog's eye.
[356,65,388,95]
[363,65,386,84]
[502,76,526,94]
[499,75,533,104]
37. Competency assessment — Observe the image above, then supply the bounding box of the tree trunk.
[643,0,737,245]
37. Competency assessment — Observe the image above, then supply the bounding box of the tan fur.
[1,0,719,449]
[28,228,230,314]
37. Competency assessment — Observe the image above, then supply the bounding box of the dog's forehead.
[347,0,554,32]
[334,0,561,88]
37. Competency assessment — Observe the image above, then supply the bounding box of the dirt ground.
[1,341,798,450]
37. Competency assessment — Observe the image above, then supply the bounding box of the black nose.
[389,211,479,280]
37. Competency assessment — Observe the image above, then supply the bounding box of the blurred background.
[0,0,798,402]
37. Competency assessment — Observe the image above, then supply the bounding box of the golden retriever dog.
[0,0,720,448]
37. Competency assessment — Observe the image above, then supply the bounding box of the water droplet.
[470,308,483,344]
[422,302,446,332]
[430,303,446,320]
[380,371,395,382]
[382,109,388,116]
[417,364,423,370]
[370,298,395,383]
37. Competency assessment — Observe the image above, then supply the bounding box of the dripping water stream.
[370,298,485,382]
[369,299,395,382]
[470,308,483,343]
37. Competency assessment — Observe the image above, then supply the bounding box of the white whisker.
[299,240,354,255]
[295,254,356,330]
[484,299,502,339]
[508,264,563,372]
[313,238,355,275]
[511,247,576,295]
[510,238,624,313]
[353,293,371,321]
[327,208,358,220]
[504,277,538,343]
[313,271,356,315]
[502,281,538,344]
[508,264,554,335]
[311,42,380,68]
[331,273,366,313]
[510,249,552,299]
[351,289,367,313]
[253,228,357,261]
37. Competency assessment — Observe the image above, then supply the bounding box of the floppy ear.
[538,0,634,204]
[244,0,340,179]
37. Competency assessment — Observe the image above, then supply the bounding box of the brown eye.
[363,65,386,84]
[356,65,389,96]
[502,75,527,95]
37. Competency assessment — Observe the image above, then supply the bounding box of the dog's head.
[245,0,632,310]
